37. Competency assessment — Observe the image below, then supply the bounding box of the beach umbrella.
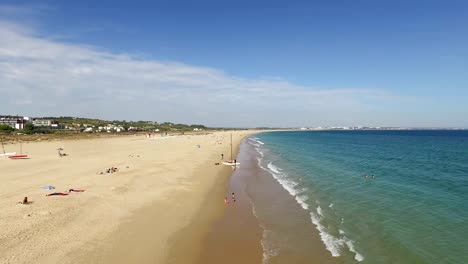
[41,185,55,190]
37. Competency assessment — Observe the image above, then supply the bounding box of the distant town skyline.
[0,1,467,128]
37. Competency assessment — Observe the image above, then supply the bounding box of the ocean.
[245,130,468,264]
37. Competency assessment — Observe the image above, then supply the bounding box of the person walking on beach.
[232,192,236,203]
[224,197,229,205]
[221,154,224,160]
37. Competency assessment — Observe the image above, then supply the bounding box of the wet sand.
[198,137,341,264]
[197,139,263,264]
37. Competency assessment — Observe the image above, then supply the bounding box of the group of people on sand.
[100,167,119,174]
[146,132,169,139]
[224,192,236,205]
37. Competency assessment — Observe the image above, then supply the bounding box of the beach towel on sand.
[46,192,69,196]
[68,189,85,193]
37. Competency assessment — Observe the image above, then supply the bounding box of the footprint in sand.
[38,211,52,216]
[111,186,129,194]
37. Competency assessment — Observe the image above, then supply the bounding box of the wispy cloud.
[0,19,405,127]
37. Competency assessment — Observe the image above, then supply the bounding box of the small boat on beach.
[0,137,16,157]
[222,133,239,166]
[7,139,29,159]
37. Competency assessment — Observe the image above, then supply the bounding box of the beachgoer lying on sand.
[68,189,85,193]
[46,192,69,196]
[17,197,33,204]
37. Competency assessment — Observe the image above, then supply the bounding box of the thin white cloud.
[0,20,410,127]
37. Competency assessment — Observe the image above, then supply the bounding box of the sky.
[0,0,467,128]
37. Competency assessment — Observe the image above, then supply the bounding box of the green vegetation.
[23,123,34,134]
[0,124,14,133]
[42,116,208,132]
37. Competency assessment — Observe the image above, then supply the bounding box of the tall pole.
[1,137,5,154]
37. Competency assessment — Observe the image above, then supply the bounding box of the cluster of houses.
[82,124,126,133]
[1,115,205,133]
[299,126,398,130]
[0,115,59,129]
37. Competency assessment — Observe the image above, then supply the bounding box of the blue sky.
[0,0,467,127]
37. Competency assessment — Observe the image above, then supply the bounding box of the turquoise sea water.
[248,130,468,264]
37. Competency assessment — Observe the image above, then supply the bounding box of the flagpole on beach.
[1,137,5,154]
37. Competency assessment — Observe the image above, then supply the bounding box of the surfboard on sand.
[222,161,240,166]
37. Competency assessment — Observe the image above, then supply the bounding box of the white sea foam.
[252,202,279,264]
[355,252,365,261]
[310,213,364,261]
[295,194,310,210]
[248,138,261,147]
[261,229,279,264]
[317,206,324,217]
[310,211,344,257]
[267,162,282,173]
[257,157,264,169]
[249,137,265,145]
[344,236,365,262]
[263,161,314,209]
[255,148,264,157]
[252,140,364,262]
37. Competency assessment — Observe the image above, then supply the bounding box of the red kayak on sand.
[8,154,29,159]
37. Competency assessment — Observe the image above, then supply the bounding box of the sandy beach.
[0,131,259,263]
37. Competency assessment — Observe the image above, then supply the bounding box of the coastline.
[201,132,339,264]
[196,137,263,264]
[1,130,341,263]
[166,133,262,264]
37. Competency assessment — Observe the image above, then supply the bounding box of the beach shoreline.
[196,137,264,264]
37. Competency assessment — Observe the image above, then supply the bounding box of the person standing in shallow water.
[232,192,236,203]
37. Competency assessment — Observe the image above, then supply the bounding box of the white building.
[33,119,52,127]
